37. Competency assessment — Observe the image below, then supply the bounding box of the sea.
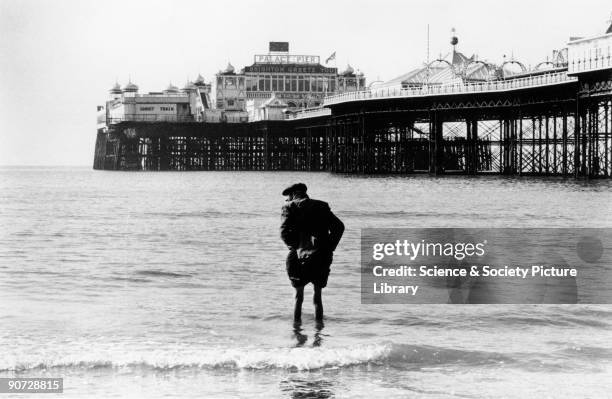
[1,166,612,398]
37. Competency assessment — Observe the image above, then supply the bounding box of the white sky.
[1,0,610,166]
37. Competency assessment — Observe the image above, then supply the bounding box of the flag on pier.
[326,52,336,64]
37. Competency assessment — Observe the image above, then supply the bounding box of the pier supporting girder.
[465,118,478,174]
[575,100,612,177]
[325,113,429,174]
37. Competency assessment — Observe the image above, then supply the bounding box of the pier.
[94,32,612,177]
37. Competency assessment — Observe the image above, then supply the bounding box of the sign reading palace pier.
[254,54,321,65]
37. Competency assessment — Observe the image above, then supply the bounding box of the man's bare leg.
[294,286,304,322]
[313,286,323,321]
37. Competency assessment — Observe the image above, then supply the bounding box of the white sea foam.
[0,342,541,372]
[1,343,393,372]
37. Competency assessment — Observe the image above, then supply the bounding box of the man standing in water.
[280,183,344,323]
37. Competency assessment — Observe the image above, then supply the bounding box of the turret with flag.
[325,51,336,64]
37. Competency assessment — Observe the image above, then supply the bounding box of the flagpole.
[324,51,337,97]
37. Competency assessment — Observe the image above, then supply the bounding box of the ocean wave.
[494,314,610,328]
[135,270,192,278]
[108,276,153,283]
[556,345,612,359]
[0,343,516,372]
[143,211,261,219]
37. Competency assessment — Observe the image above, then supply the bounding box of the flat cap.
[282,183,307,196]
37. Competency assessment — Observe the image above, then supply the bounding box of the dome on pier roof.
[534,60,554,71]
[356,69,364,77]
[194,74,206,85]
[501,58,527,77]
[341,64,354,75]
[109,82,122,94]
[122,81,139,92]
[182,81,196,91]
[164,83,179,93]
[224,62,235,74]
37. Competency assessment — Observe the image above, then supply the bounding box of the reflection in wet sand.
[280,376,334,399]
[293,321,308,347]
[286,321,334,398]
[313,321,325,347]
[293,321,328,348]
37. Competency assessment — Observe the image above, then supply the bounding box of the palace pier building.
[95,27,612,178]
[214,42,365,122]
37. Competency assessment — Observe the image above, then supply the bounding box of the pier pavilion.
[214,42,366,122]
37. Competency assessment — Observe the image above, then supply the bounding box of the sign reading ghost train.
[269,41,289,52]
[254,54,321,65]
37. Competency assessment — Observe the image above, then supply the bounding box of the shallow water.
[1,167,611,398]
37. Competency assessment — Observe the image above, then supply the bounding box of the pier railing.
[108,115,195,124]
[323,71,577,106]
[287,107,331,120]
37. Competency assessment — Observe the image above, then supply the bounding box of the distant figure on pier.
[280,183,344,323]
